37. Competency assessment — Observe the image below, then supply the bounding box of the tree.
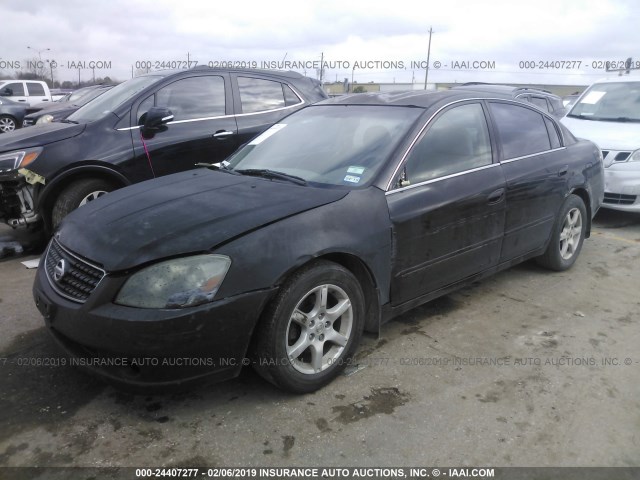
[352,85,367,93]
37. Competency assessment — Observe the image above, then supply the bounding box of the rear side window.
[27,83,46,96]
[403,103,493,184]
[239,77,299,113]
[544,117,561,148]
[2,82,25,96]
[155,76,225,121]
[530,96,550,112]
[490,102,551,159]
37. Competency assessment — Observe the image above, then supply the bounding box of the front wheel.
[252,260,365,393]
[51,178,115,229]
[0,115,17,133]
[536,194,587,271]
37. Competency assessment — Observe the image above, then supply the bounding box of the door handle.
[487,188,505,205]
[558,165,569,176]
[213,130,234,138]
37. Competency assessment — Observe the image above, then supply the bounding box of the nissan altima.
[33,90,604,393]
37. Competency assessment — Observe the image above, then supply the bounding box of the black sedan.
[33,90,605,393]
[0,97,26,133]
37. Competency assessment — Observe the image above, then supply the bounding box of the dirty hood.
[57,168,349,271]
[0,122,85,152]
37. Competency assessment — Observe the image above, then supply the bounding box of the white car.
[561,78,640,212]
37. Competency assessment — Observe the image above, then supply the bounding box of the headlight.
[629,149,640,162]
[115,255,231,309]
[36,114,54,124]
[0,148,43,173]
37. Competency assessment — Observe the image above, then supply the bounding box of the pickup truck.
[0,80,64,106]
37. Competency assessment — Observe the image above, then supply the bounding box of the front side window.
[490,102,551,159]
[155,76,225,121]
[68,75,164,123]
[1,82,25,96]
[238,77,298,113]
[402,103,493,185]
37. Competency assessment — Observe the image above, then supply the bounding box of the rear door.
[130,73,239,177]
[487,101,569,262]
[386,101,506,306]
[25,82,50,104]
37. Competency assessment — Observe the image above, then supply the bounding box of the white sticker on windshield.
[347,166,365,175]
[248,124,287,145]
[344,175,361,183]
[581,91,606,104]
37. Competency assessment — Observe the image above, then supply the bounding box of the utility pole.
[319,52,324,83]
[423,27,433,90]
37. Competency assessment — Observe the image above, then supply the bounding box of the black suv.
[0,67,326,231]
[452,83,567,118]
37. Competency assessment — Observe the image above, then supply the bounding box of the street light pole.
[423,27,433,90]
[27,46,51,85]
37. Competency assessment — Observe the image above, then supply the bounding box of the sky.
[1,0,639,87]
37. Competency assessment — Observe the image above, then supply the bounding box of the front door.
[387,102,506,306]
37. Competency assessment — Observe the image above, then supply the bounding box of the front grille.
[45,239,105,303]
[603,192,637,205]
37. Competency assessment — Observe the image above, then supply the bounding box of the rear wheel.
[51,178,115,229]
[536,194,587,271]
[252,260,365,393]
[0,115,17,133]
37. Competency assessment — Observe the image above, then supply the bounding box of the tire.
[536,194,587,271]
[51,178,115,229]
[0,115,17,133]
[252,260,365,393]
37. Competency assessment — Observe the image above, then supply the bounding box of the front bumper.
[33,263,277,388]
[602,163,640,212]
[0,173,41,227]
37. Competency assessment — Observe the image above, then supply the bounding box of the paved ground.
[0,209,639,469]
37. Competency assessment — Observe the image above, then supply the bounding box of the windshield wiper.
[609,117,640,123]
[61,119,79,124]
[195,162,241,175]
[566,114,598,121]
[235,169,308,186]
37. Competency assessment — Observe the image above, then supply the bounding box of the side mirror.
[141,107,174,138]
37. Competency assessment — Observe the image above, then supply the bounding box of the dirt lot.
[0,209,639,469]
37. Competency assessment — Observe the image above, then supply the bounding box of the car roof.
[590,76,640,84]
[139,67,310,80]
[317,89,515,108]
[453,84,557,97]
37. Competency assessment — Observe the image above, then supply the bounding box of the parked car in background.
[33,90,604,393]
[562,78,640,212]
[453,83,567,118]
[562,94,580,109]
[0,97,27,133]
[0,67,327,231]
[23,85,114,126]
[0,80,60,105]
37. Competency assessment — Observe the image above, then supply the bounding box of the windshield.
[226,105,422,187]
[67,76,163,123]
[567,81,640,122]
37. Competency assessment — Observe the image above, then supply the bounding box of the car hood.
[25,104,76,118]
[57,168,350,271]
[0,122,85,152]
[561,116,640,151]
